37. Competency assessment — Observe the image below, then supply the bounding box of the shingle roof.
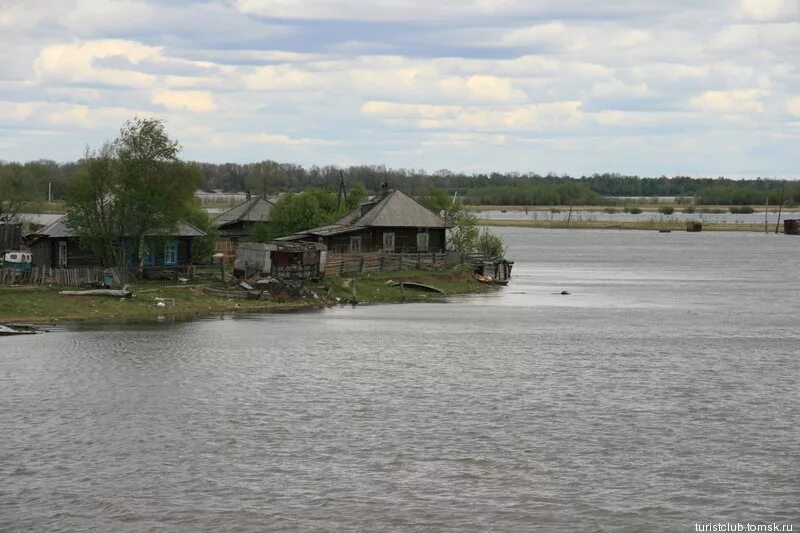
[282,188,448,240]
[215,196,274,227]
[339,189,447,228]
[35,216,206,238]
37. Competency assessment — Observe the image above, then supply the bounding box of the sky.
[0,0,799,177]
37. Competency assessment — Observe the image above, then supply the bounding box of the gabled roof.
[215,196,274,228]
[35,216,206,238]
[339,188,447,228]
[281,188,448,241]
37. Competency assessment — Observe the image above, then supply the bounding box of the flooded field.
[2,228,799,531]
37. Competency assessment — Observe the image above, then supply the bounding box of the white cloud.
[499,22,588,51]
[34,40,161,88]
[788,96,800,116]
[244,65,316,90]
[441,75,528,103]
[248,133,336,146]
[739,0,799,21]
[690,89,766,113]
[152,89,217,113]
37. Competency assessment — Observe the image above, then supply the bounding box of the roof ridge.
[37,214,68,236]
[359,188,395,225]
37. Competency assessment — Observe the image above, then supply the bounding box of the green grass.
[310,267,494,304]
[0,267,494,324]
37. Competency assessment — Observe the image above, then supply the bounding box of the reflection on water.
[478,208,800,226]
[2,228,799,531]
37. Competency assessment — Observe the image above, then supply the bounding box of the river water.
[2,228,799,531]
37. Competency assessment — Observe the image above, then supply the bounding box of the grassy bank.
[0,267,493,324]
[480,219,781,232]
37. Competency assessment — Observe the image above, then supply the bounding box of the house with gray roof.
[214,195,274,242]
[281,185,449,253]
[29,215,205,269]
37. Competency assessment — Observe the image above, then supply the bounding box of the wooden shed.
[214,195,274,242]
[234,241,327,280]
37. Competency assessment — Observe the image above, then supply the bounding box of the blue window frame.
[164,241,178,266]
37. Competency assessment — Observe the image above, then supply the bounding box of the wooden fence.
[0,266,128,286]
[324,251,487,276]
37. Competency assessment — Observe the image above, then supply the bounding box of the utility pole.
[336,170,348,211]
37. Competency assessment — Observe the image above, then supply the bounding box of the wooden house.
[29,215,206,269]
[282,186,449,253]
[233,241,327,280]
[214,195,274,242]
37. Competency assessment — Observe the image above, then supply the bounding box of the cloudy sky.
[1,0,799,177]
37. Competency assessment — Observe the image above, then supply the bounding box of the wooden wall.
[320,228,446,254]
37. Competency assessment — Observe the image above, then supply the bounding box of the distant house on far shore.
[214,195,274,242]
[280,185,449,254]
[29,215,205,269]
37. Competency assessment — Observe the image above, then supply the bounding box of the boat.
[475,259,513,285]
[0,324,38,336]
[475,274,494,284]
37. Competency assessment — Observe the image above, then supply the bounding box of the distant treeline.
[2,159,798,207]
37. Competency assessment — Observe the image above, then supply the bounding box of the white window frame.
[58,240,68,267]
[349,236,361,253]
[416,231,429,252]
[382,232,395,252]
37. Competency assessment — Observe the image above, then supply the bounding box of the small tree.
[66,117,200,273]
[449,209,480,255]
[346,182,368,210]
[268,188,341,238]
[66,146,119,265]
[477,228,506,262]
[252,221,273,243]
[0,162,39,223]
[182,197,218,262]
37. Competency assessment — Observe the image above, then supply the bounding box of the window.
[382,232,395,252]
[142,251,156,267]
[164,241,178,266]
[417,232,429,252]
[58,240,67,267]
[349,236,361,253]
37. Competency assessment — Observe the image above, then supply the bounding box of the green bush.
[628,207,642,214]
[476,229,506,262]
[729,206,755,214]
[658,206,675,215]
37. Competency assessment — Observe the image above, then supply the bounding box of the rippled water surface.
[3,228,799,531]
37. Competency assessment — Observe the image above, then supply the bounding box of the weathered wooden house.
[29,215,206,269]
[234,241,327,280]
[282,186,448,253]
[214,195,274,242]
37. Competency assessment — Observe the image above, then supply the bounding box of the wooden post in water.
[765,196,769,234]
[351,279,357,303]
[566,202,573,228]
[400,281,405,300]
[775,185,785,234]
